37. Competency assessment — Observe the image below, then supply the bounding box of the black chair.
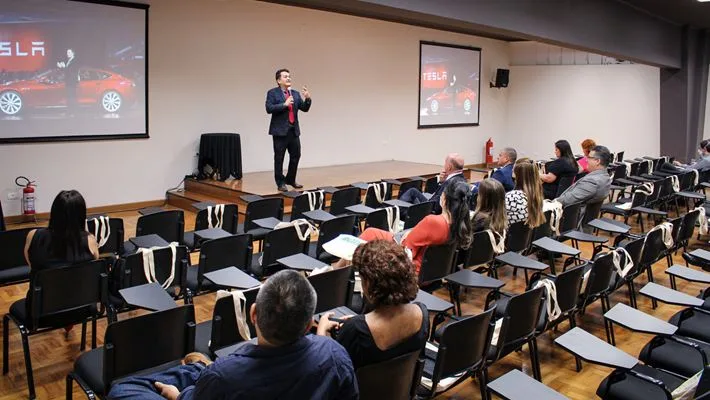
[397,180,423,200]
[110,245,191,317]
[597,363,709,400]
[187,234,252,295]
[364,206,398,231]
[250,224,310,278]
[238,197,284,243]
[86,217,125,256]
[194,286,259,357]
[3,259,109,400]
[608,237,645,309]
[308,214,357,263]
[124,210,185,253]
[364,181,393,208]
[308,266,353,313]
[66,305,196,400]
[329,187,361,216]
[484,286,545,381]
[289,191,325,221]
[184,203,238,249]
[531,265,585,336]
[424,177,439,194]
[0,227,32,287]
[601,189,650,232]
[555,175,575,197]
[460,230,496,272]
[419,307,495,400]
[664,209,700,267]
[418,242,458,288]
[403,201,434,230]
[357,350,423,400]
[495,221,532,279]
[561,201,607,259]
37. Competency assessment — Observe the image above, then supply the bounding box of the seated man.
[399,152,466,213]
[108,270,358,400]
[472,147,516,193]
[555,145,612,207]
[661,140,710,172]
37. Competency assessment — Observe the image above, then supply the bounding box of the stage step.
[166,188,298,216]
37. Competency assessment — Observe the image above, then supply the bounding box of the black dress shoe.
[288,182,304,189]
[277,184,288,192]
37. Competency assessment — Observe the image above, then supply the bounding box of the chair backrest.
[119,245,190,294]
[619,237,644,279]
[404,201,434,230]
[136,210,185,244]
[365,207,394,231]
[611,164,627,181]
[496,287,544,349]
[580,201,604,228]
[536,265,585,328]
[559,203,582,234]
[308,266,353,313]
[397,180,423,200]
[418,242,457,285]
[198,234,253,283]
[364,182,393,208]
[209,286,260,352]
[615,151,625,163]
[555,176,575,197]
[637,160,650,176]
[86,217,125,255]
[532,210,553,242]
[677,209,701,245]
[103,305,196,391]
[639,227,666,266]
[330,187,361,216]
[244,198,284,232]
[679,171,695,191]
[505,221,533,253]
[463,230,495,268]
[357,350,423,400]
[261,225,310,270]
[0,227,32,272]
[434,307,495,380]
[193,204,238,234]
[657,176,674,200]
[583,255,616,298]
[424,176,439,194]
[630,190,648,208]
[29,259,108,330]
[290,192,324,221]
[315,215,357,258]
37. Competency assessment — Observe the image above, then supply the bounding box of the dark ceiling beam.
[263,0,683,69]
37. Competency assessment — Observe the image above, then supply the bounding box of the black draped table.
[198,133,243,181]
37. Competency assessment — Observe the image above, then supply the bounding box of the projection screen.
[0,0,148,143]
[418,41,481,128]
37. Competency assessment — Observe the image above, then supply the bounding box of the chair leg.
[66,373,73,400]
[646,267,658,309]
[2,315,9,375]
[80,321,87,352]
[529,338,542,381]
[482,368,491,400]
[478,369,489,400]
[627,281,637,309]
[91,317,97,349]
[20,330,36,400]
[670,275,677,290]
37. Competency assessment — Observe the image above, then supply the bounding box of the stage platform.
[166,160,483,214]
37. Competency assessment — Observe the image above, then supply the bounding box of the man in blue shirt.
[472,147,516,193]
[108,270,358,400]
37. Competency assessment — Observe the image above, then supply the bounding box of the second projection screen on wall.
[419,41,481,128]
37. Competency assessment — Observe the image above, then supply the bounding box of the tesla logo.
[0,41,46,57]
[422,71,447,81]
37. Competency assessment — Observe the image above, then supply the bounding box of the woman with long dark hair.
[541,140,579,199]
[24,190,98,273]
[345,180,473,275]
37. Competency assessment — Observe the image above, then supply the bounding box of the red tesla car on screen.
[0,67,136,116]
[426,85,476,115]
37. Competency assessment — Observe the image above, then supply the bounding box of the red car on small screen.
[426,85,476,115]
[0,67,136,115]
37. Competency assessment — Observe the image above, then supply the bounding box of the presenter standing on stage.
[266,68,312,192]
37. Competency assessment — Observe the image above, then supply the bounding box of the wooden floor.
[1,192,709,399]
[206,160,443,196]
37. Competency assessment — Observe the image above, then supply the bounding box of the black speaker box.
[494,68,509,88]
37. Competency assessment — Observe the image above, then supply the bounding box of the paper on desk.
[322,234,366,261]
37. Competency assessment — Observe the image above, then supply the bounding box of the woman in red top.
[356,181,473,274]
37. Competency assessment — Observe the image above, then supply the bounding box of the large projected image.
[418,42,481,128]
[0,0,148,143]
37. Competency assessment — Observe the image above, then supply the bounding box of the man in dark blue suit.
[472,147,516,194]
[266,69,312,192]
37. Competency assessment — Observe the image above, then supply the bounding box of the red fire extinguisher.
[15,176,36,215]
[485,138,494,165]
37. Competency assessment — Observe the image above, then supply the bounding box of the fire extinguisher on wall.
[15,176,36,215]
[485,138,494,166]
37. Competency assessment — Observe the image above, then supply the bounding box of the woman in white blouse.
[505,161,545,228]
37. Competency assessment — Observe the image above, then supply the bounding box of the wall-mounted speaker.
[490,68,509,88]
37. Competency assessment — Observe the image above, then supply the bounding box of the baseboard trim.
[4,199,165,226]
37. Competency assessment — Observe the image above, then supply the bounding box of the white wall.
[0,0,510,215]
[504,64,660,161]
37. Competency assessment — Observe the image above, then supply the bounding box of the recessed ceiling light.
[699,0,710,3]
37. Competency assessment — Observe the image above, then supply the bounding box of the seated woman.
[505,161,545,228]
[577,138,596,174]
[471,178,507,236]
[317,240,428,370]
[341,180,472,274]
[541,140,579,200]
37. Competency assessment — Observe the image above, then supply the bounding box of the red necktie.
[285,91,295,124]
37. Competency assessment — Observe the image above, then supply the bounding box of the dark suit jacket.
[490,163,514,191]
[265,87,312,137]
[65,57,79,88]
[432,172,467,213]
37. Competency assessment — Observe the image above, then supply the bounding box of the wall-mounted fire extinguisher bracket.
[15,176,37,218]
[485,138,495,168]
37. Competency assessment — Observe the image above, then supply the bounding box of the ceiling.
[618,0,710,29]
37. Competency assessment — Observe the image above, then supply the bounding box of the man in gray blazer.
[556,145,612,207]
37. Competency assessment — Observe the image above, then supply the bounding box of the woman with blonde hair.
[472,178,507,236]
[578,138,596,174]
[506,161,545,227]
